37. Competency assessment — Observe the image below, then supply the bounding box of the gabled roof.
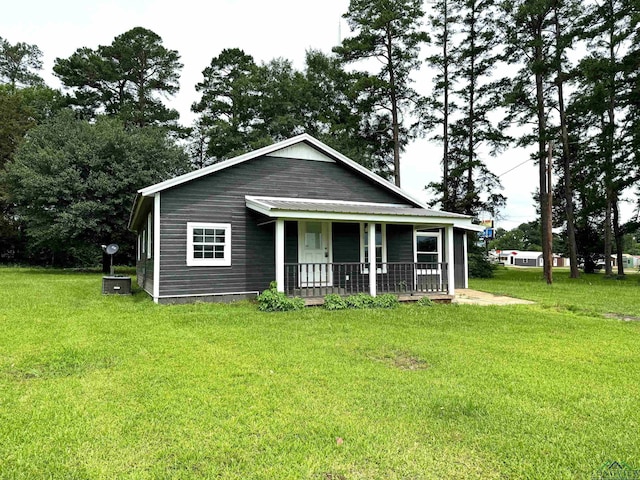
[130,134,480,231]
[137,134,423,208]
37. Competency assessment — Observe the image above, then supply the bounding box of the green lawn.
[0,267,639,479]
[471,266,640,316]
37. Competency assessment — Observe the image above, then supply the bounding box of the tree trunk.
[386,27,401,188]
[466,2,476,216]
[604,190,613,275]
[442,0,450,210]
[554,2,579,278]
[613,195,624,276]
[535,36,552,284]
[604,2,616,277]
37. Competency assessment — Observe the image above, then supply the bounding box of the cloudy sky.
[2,0,546,230]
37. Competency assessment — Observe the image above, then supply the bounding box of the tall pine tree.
[334,0,429,187]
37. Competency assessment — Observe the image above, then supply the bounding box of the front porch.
[284,261,452,303]
[246,196,480,303]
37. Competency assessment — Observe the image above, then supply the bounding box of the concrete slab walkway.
[453,289,534,306]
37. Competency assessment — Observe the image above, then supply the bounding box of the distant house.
[620,254,640,269]
[128,134,482,304]
[511,251,543,267]
[492,250,570,267]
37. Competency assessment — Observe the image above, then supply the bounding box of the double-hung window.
[360,223,387,273]
[187,222,231,266]
[415,231,440,267]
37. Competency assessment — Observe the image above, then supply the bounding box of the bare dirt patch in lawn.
[603,313,640,322]
[368,350,429,371]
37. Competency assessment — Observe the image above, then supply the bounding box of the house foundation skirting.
[157,292,259,305]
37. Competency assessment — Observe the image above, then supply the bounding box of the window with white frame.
[415,231,440,266]
[360,223,387,272]
[147,212,153,259]
[187,222,231,266]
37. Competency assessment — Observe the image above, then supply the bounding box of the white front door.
[298,221,332,287]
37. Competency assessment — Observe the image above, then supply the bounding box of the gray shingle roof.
[247,197,470,219]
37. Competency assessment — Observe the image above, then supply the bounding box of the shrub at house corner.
[3,111,190,266]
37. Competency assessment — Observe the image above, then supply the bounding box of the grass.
[471,266,640,316]
[0,267,639,479]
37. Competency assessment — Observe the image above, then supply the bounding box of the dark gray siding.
[387,224,413,263]
[514,257,540,267]
[332,222,360,262]
[159,156,413,298]
[454,230,465,288]
[285,221,298,264]
[331,222,365,292]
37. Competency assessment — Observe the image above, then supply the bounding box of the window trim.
[414,230,442,269]
[147,212,153,259]
[360,223,387,273]
[186,222,231,267]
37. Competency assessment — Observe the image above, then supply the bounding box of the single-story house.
[493,250,570,267]
[620,254,640,269]
[128,134,482,304]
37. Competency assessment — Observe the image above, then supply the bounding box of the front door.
[298,221,331,287]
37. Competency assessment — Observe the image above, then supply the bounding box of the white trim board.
[245,202,481,231]
[153,193,160,303]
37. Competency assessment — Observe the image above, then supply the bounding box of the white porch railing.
[283,262,449,298]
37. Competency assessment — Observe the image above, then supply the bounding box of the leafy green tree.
[0,85,65,262]
[334,0,429,187]
[3,111,191,266]
[0,36,43,90]
[578,0,635,276]
[54,27,182,128]
[0,85,64,168]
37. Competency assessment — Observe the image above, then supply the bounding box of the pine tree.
[334,0,429,187]
[450,0,507,216]
[425,0,458,211]
[499,0,555,283]
[54,27,182,129]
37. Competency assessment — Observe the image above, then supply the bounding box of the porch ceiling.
[246,196,483,231]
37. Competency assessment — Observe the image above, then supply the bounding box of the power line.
[497,158,534,177]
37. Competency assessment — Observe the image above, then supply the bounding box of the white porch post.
[153,192,160,304]
[275,218,285,293]
[445,225,455,296]
[368,222,376,297]
[463,231,469,288]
